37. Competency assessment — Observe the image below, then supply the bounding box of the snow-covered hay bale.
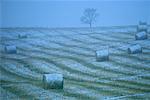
[43,73,63,89]
[4,45,17,54]
[148,28,150,34]
[139,21,147,25]
[135,31,148,40]
[18,34,28,38]
[96,49,109,61]
[137,22,147,32]
[128,44,142,54]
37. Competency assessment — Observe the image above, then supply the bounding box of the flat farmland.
[0,26,150,100]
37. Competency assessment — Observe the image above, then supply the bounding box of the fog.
[1,0,150,28]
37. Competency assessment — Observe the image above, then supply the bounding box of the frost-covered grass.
[0,26,150,99]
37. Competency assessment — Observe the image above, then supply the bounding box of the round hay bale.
[135,31,148,40]
[5,45,17,54]
[128,44,142,54]
[96,49,109,61]
[137,25,147,32]
[139,21,147,25]
[148,28,150,34]
[43,74,63,89]
[18,34,28,38]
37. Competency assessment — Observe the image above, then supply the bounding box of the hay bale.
[18,34,27,38]
[96,49,109,61]
[137,21,147,32]
[137,25,147,32]
[43,73,63,89]
[5,45,17,54]
[148,28,150,34]
[135,31,148,40]
[139,21,147,25]
[128,44,142,54]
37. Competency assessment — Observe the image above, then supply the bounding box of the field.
[0,26,150,100]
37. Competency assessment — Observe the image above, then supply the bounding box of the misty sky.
[1,0,150,28]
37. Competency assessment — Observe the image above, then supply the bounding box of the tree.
[81,8,98,28]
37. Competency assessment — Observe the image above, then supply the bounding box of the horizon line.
[0,25,139,29]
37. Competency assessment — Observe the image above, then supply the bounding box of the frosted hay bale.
[139,21,147,25]
[135,31,148,40]
[95,49,109,61]
[128,44,142,54]
[137,25,147,32]
[18,33,28,38]
[43,73,63,89]
[148,28,150,34]
[5,45,17,54]
[137,21,147,32]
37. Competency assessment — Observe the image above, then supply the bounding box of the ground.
[0,26,150,100]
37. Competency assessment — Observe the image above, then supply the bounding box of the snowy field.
[0,26,150,99]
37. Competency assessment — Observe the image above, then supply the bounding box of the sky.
[0,0,150,28]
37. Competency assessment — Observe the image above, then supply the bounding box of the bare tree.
[81,8,98,28]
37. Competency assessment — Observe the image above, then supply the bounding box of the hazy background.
[1,0,150,28]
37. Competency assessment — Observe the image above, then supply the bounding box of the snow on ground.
[0,26,150,99]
